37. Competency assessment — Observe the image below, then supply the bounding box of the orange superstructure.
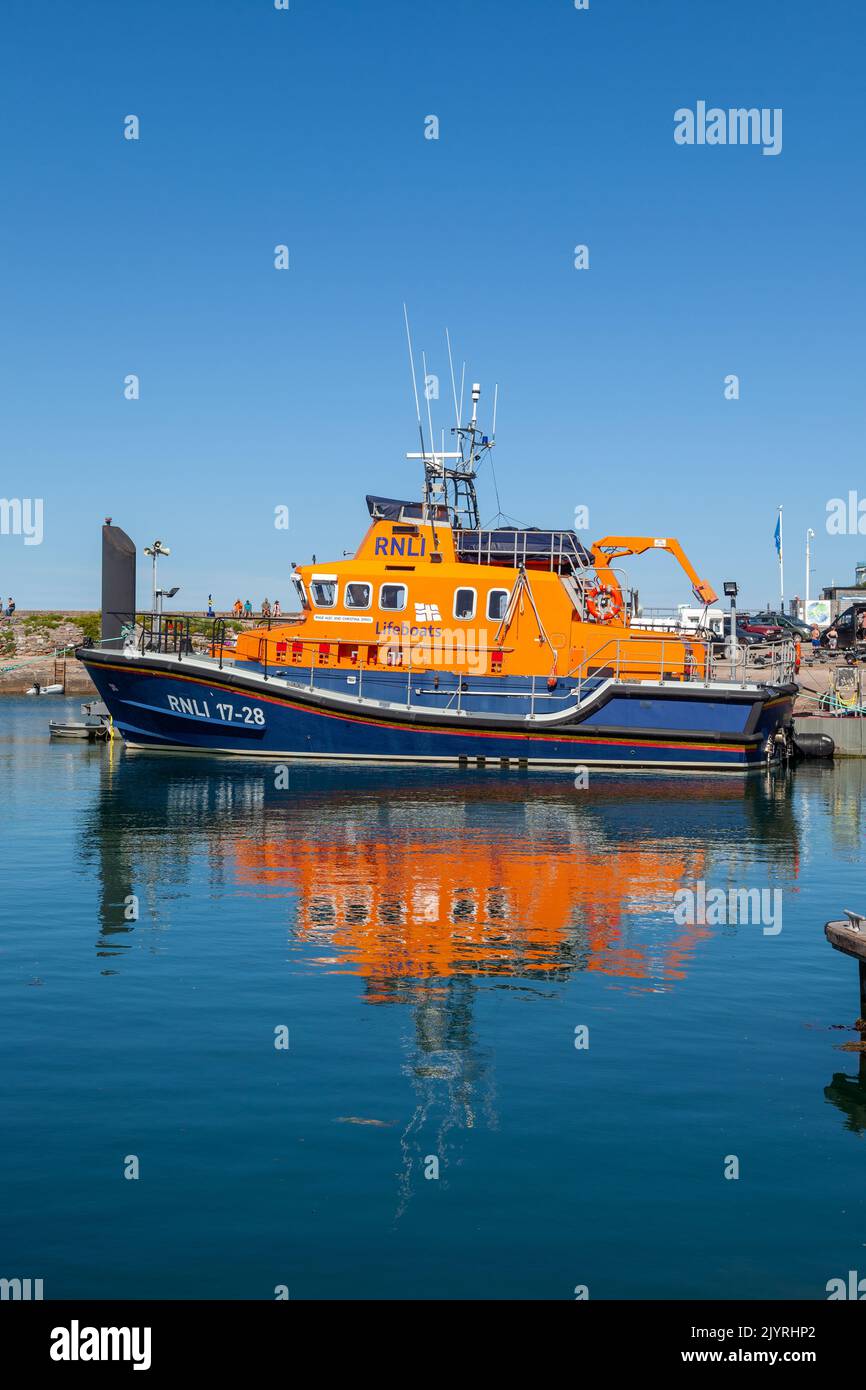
[233,511,717,684]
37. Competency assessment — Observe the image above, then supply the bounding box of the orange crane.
[590,535,719,608]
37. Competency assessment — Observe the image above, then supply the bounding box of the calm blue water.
[1,696,865,1300]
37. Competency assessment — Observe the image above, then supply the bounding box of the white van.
[631,604,724,637]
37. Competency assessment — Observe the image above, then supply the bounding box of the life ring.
[585,583,623,623]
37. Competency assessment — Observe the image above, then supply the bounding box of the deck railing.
[454,528,591,572]
[566,632,797,694]
[131,615,797,712]
[139,613,193,657]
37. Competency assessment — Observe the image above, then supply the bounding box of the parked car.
[738,614,785,639]
[752,610,811,639]
[820,603,866,651]
[711,616,764,658]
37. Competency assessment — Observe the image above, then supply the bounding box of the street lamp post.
[724,581,739,681]
[143,540,171,614]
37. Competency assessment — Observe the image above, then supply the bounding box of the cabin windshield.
[311,580,337,607]
[291,573,309,609]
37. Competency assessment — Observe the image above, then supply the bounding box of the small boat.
[48,700,111,740]
[78,378,797,772]
[48,719,109,740]
[26,682,64,696]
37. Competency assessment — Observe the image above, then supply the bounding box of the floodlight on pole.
[723,581,739,680]
[143,540,171,613]
[154,585,180,615]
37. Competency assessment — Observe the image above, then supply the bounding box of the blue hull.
[79,650,796,772]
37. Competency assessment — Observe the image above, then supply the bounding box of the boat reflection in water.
[82,759,800,983]
[237,783,711,992]
[229,769,798,989]
[80,757,800,1207]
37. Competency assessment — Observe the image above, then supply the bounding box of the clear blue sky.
[1,0,864,611]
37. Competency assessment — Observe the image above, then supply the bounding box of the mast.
[406,378,496,529]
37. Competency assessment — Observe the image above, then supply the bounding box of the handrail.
[129,638,796,712]
[257,634,269,681]
[566,633,626,681]
[135,612,796,695]
[455,527,590,572]
[212,618,227,670]
[138,612,192,657]
[563,628,797,694]
[415,684,570,700]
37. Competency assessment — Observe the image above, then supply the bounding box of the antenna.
[402,322,497,532]
[445,328,461,438]
[402,303,423,431]
[402,302,428,472]
[421,349,437,466]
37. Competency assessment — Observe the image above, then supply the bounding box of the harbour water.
[2,697,865,1300]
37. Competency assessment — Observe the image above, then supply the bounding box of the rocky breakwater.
[0,612,99,695]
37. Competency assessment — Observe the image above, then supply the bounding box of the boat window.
[454,587,476,620]
[311,580,337,607]
[487,589,509,621]
[345,582,371,609]
[291,573,309,610]
[380,583,407,611]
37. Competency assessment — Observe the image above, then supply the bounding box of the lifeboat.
[78,381,798,772]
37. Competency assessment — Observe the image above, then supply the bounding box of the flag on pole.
[774,515,782,559]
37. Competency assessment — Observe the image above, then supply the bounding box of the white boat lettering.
[214,701,265,725]
[166,694,212,718]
